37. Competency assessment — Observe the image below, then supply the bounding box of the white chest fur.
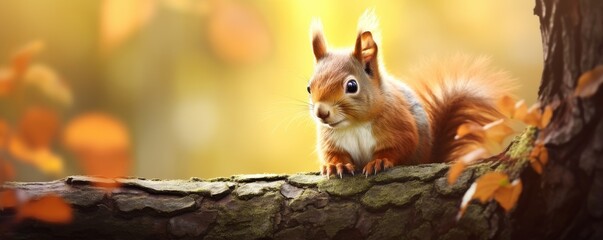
[330,123,376,166]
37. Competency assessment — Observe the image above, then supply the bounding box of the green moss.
[317,176,371,197]
[360,181,428,210]
[506,126,537,160]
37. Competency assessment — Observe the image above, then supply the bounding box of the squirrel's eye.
[345,80,358,94]
[307,86,311,94]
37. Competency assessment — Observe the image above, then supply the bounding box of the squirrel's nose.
[317,109,330,120]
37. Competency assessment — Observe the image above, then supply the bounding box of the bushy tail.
[408,54,516,163]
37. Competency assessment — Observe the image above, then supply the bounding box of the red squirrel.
[307,12,514,178]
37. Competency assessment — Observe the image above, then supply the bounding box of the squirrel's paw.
[362,158,395,177]
[321,161,356,179]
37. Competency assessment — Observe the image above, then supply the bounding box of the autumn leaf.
[483,119,515,144]
[23,64,73,106]
[493,179,522,212]
[63,113,131,179]
[514,100,527,121]
[100,0,156,51]
[0,67,17,96]
[473,172,508,203]
[540,105,553,128]
[16,194,72,224]
[529,143,549,174]
[448,148,487,184]
[17,106,59,150]
[8,138,63,175]
[496,95,516,118]
[574,65,603,98]
[0,119,10,148]
[0,189,18,209]
[0,158,16,185]
[522,103,542,127]
[455,122,484,140]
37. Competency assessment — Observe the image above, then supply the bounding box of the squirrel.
[307,11,514,178]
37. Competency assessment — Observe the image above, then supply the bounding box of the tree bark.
[1,164,508,240]
[511,0,603,239]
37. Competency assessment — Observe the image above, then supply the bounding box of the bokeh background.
[0,0,542,180]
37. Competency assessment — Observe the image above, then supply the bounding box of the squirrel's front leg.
[321,151,356,178]
[363,148,404,176]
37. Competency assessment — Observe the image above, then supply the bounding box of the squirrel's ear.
[311,19,327,61]
[353,31,378,64]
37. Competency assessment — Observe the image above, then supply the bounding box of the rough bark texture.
[0,164,509,240]
[511,0,603,239]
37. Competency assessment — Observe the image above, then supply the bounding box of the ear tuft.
[310,18,327,61]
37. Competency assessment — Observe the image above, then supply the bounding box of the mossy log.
[0,163,511,240]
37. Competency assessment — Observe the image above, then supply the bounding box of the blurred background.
[0,0,542,180]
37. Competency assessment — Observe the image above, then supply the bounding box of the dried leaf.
[496,95,516,118]
[473,172,508,203]
[8,138,63,175]
[448,161,466,185]
[457,182,477,220]
[16,194,72,224]
[540,105,553,128]
[493,179,522,212]
[18,106,59,150]
[0,67,17,96]
[529,143,549,174]
[483,119,515,144]
[100,0,156,51]
[448,148,487,184]
[0,119,10,148]
[575,65,603,98]
[63,113,131,178]
[522,104,542,127]
[0,158,16,185]
[455,122,484,140]
[0,189,18,209]
[23,64,72,106]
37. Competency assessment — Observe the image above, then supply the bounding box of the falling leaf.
[473,172,508,203]
[448,148,487,184]
[0,189,18,209]
[575,65,603,98]
[100,0,157,51]
[483,119,515,144]
[17,106,59,150]
[23,64,72,106]
[455,122,484,140]
[11,41,45,77]
[493,179,522,212]
[63,113,131,179]
[16,194,72,224]
[496,95,516,118]
[457,182,477,220]
[206,0,271,65]
[540,105,553,128]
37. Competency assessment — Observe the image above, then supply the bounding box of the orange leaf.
[483,119,515,144]
[63,113,131,179]
[11,41,45,77]
[8,137,63,175]
[448,148,488,185]
[496,95,516,118]
[18,106,59,150]
[23,64,72,106]
[575,65,603,98]
[0,158,16,185]
[455,122,484,140]
[514,100,527,121]
[0,189,18,209]
[493,179,522,212]
[473,172,508,203]
[16,194,72,224]
[540,105,553,128]
[448,161,466,185]
[0,119,10,148]
[100,0,156,51]
[529,143,549,174]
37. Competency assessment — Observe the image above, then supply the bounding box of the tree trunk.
[1,164,508,240]
[511,0,603,239]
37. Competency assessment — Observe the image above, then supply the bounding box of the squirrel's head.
[307,12,383,129]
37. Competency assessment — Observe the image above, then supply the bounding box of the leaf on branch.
[496,95,516,118]
[483,119,514,144]
[16,194,72,224]
[529,143,549,174]
[455,122,484,140]
[540,105,553,128]
[514,100,528,121]
[0,189,18,209]
[0,158,16,185]
[493,179,522,212]
[448,147,487,184]
[0,119,10,148]
[8,138,63,175]
[17,106,59,150]
[575,65,603,98]
[473,172,509,203]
